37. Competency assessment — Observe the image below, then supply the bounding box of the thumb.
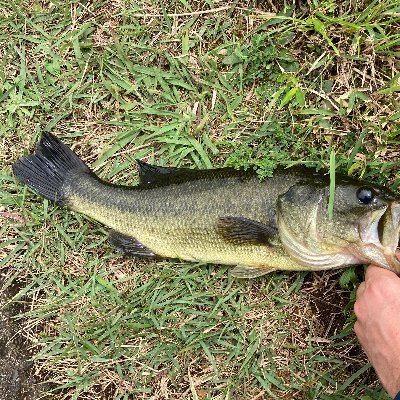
[365,264,398,282]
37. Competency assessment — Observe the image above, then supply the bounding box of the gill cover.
[276,183,360,269]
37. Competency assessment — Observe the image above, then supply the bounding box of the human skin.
[354,262,400,398]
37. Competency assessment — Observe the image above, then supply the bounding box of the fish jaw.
[358,207,387,245]
[381,201,400,272]
[383,201,400,250]
[355,201,400,272]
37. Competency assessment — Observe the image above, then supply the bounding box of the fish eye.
[357,187,374,205]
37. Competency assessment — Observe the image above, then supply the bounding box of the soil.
[0,282,40,400]
[302,271,350,337]
[302,271,375,380]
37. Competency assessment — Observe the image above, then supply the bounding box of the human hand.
[354,263,400,398]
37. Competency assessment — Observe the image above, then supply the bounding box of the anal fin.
[231,265,275,279]
[109,230,156,258]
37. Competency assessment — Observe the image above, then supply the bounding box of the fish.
[12,133,400,278]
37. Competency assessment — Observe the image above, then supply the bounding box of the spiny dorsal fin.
[217,216,278,246]
[136,160,253,187]
[231,265,274,278]
[109,230,157,258]
[137,161,187,185]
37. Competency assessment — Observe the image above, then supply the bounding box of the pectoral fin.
[217,216,278,246]
[109,230,157,258]
[231,265,275,278]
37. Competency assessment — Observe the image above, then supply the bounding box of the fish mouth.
[360,201,400,272]
[383,201,400,273]
[392,201,400,230]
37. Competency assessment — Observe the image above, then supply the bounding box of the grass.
[1,0,400,398]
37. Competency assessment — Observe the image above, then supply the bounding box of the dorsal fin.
[137,160,191,185]
[136,160,253,187]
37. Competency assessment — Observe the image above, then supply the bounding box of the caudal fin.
[12,133,90,206]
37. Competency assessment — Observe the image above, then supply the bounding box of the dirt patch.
[302,271,350,337]
[0,281,41,400]
[302,271,375,378]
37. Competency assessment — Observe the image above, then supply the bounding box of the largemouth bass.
[12,133,400,278]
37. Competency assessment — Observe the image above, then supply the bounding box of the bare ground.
[0,281,41,400]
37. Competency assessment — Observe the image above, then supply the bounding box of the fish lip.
[383,250,400,274]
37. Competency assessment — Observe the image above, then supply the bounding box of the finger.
[354,299,363,320]
[354,321,364,343]
[354,322,370,359]
[365,264,397,282]
[356,281,366,299]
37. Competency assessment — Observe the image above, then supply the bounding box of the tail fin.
[12,133,90,206]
